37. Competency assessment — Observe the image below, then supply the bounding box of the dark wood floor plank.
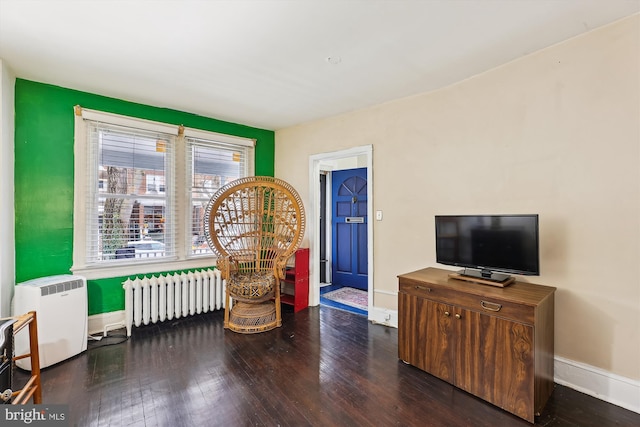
[13,305,640,426]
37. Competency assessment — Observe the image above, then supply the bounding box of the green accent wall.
[14,79,275,315]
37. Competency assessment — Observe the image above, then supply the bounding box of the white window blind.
[85,121,177,264]
[186,136,252,257]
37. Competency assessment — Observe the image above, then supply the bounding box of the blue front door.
[331,168,368,290]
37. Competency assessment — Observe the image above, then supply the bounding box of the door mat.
[321,287,368,311]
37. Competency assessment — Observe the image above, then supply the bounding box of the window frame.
[71,107,255,280]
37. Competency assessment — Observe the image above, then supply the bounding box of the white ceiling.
[1,1,638,130]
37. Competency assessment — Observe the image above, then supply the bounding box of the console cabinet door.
[398,291,427,370]
[398,292,454,383]
[454,308,535,421]
[424,299,454,383]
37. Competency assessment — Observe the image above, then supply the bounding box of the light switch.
[375,210,383,221]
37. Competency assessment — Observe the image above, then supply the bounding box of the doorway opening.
[319,167,368,315]
[308,145,373,318]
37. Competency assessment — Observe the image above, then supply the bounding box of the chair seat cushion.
[227,271,276,301]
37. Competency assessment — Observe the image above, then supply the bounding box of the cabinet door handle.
[414,285,431,292]
[480,300,502,312]
[444,311,450,317]
[455,313,462,319]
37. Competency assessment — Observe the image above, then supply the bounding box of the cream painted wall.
[0,59,16,317]
[275,15,640,381]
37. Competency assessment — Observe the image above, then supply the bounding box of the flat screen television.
[435,214,539,283]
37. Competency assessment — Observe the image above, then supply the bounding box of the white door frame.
[308,145,373,316]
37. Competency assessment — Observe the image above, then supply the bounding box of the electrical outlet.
[376,210,383,221]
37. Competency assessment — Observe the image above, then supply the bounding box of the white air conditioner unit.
[12,274,88,369]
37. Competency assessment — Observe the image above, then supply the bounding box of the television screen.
[435,214,539,281]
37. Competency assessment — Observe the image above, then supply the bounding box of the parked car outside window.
[125,240,165,258]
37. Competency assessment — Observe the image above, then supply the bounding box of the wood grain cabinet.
[398,267,555,423]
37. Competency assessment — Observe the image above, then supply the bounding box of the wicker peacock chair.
[204,176,306,333]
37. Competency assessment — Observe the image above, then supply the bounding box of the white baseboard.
[368,306,398,328]
[554,356,640,414]
[88,310,125,336]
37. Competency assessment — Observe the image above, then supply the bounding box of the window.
[72,107,255,279]
[187,136,252,257]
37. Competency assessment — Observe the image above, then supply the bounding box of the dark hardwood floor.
[15,306,640,426]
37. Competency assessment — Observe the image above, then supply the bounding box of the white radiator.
[122,269,223,336]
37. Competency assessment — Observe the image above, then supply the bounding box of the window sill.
[71,257,218,280]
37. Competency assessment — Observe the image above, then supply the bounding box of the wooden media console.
[398,267,555,423]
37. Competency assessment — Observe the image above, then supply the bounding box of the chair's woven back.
[204,177,305,275]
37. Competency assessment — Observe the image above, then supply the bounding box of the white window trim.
[71,106,255,280]
[183,127,255,147]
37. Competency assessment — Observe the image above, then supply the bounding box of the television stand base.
[448,269,515,287]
